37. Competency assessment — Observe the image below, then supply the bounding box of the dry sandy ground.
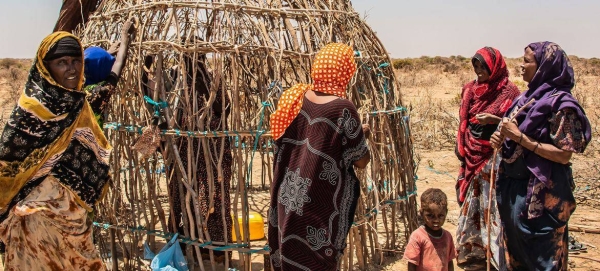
[399,150,600,271]
[175,150,600,271]
[1,152,598,270]
[81,150,595,271]
[0,63,599,270]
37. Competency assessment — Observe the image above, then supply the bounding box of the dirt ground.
[169,149,600,271]
[1,58,599,270]
[401,150,600,271]
[1,151,597,271]
[240,150,600,271]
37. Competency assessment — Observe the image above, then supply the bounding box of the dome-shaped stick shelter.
[80,1,418,270]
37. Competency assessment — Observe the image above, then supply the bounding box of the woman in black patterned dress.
[268,43,370,271]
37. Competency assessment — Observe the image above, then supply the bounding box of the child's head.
[419,188,448,231]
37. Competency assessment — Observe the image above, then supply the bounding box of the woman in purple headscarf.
[490,42,591,270]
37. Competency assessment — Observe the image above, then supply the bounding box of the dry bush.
[393,56,469,75]
[0,61,27,127]
[449,93,462,107]
[405,87,458,150]
[392,59,414,69]
[0,58,19,70]
[442,63,461,74]
[7,68,25,94]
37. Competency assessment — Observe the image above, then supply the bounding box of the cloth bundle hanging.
[131,96,165,157]
[131,124,162,158]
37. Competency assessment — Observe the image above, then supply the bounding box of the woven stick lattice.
[80,1,418,270]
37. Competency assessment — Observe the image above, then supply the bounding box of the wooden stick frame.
[80,1,418,270]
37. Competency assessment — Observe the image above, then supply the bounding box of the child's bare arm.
[448,259,454,271]
[408,262,417,271]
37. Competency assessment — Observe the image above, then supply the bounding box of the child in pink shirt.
[404,188,456,271]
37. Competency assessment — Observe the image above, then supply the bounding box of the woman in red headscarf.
[267,43,370,271]
[455,47,520,270]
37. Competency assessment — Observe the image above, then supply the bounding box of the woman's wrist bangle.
[532,142,540,154]
[518,133,523,144]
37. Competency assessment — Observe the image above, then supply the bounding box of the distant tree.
[54,0,103,32]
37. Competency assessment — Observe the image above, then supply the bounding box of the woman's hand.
[107,19,135,55]
[107,41,120,55]
[490,131,504,149]
[498,118,521,142]
[475,113,501,125]
[122,18,135,35]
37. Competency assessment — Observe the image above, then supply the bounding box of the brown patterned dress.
[167,120,233,257]
[166,57,232,258]
[268,97,368,271]
[0,176,105,271]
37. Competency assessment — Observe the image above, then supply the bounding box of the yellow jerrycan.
[231,211,265,241]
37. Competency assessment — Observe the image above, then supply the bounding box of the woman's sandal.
[568,236,587,254]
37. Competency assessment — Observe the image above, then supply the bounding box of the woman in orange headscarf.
[267,43,370,271]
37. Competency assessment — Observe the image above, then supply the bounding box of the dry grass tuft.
[0,59,29,126]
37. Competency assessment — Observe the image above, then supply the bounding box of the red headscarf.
[456,47,520,204]
[270,43,356,140]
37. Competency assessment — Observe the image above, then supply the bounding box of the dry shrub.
[451,55,468,62]
[407,87,458,150]
[418,73,442,88]
[8,68,25,93]
[449,93,462,107]
[0,63,27,127]
[442,63,461,74]
[0,58,19,70]
[393,59,414,69]
[394,56,469,77]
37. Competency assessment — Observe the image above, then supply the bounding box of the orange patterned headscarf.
[270,43,357,139]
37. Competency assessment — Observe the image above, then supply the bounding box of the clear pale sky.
[1,0,598,59]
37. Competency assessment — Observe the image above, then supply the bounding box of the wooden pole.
[487,98,536,271]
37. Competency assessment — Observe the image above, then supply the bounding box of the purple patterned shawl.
[502,42,592,220]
